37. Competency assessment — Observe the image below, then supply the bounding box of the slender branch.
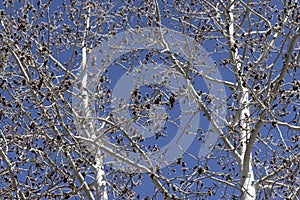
[64,151,95,200]
[6,36,95,200]
[244,33,300,166]
[0,147,26,200]
[288,186,300,200]
[275,121,300,130]
[206,172,240,190]
[254,166,284,187]
[239,0,272,28]
[190,68,236,87]
[5,42,30,82]
[154,0,241,165]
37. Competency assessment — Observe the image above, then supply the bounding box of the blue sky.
[0,0,299,199]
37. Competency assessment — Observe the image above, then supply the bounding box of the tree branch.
[0,147,26,200]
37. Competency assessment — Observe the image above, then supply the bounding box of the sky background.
[0,0,298,199]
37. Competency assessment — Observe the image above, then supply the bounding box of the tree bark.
[81,4,107,199]
[228,1,255,199]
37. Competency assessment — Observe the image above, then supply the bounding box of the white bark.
[81,4,107,199]
[228,1,255,199]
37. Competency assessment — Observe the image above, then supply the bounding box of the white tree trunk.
[81,4,107,199]
[239,87,255,200]
[95,157,108,199]
[228,1,255,199]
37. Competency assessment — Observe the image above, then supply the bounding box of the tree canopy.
[0,0,299,199]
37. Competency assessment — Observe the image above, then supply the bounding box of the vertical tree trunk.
[94,157,108,199]
[238,86,255,200]
[81,4,107,199]
[228,1,255,199]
